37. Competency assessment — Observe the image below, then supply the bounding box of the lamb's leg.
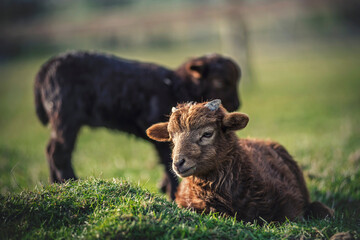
[46,125,80,183]
[304,201,334,219]
[154,142,179,200]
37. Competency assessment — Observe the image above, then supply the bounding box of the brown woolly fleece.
[147,100,334,222]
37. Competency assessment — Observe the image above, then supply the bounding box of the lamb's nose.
[174,158,186,170]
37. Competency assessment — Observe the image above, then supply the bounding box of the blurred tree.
[0,0,47,24]
[218,0,255,82]
[331,0,360,29]
[86,0,133,9]
[302,0,360,32]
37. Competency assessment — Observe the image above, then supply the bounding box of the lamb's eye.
[202,131,213,138]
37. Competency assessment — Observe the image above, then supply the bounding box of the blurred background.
[0,0,359,220]
[1,0,360,79]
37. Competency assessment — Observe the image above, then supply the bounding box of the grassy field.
[0,178,357,239]
[0,41,360,238]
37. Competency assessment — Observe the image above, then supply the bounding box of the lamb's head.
[177,54,241,112]
[146,99,249,178]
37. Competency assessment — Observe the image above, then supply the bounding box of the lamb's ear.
[222,112,249,131]
[186,60,206,82]
[146,122,170,142]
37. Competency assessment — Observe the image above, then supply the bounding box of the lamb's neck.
[173,72,204,102]
[193,144,244,193]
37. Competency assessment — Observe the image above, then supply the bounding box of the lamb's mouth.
[177,166,197,177]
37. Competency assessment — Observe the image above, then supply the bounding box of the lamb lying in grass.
[146,99,333,222]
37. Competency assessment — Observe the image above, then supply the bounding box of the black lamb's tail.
[34,66,49,126]
[304,201,334,220]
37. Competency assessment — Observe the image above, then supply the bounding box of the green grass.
[0,178,356,239]
[0,41,359,238]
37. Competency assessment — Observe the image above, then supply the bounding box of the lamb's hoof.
[305,201,334,219]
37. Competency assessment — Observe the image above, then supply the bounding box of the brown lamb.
[146,100,334,222]
[34,51,241,200]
